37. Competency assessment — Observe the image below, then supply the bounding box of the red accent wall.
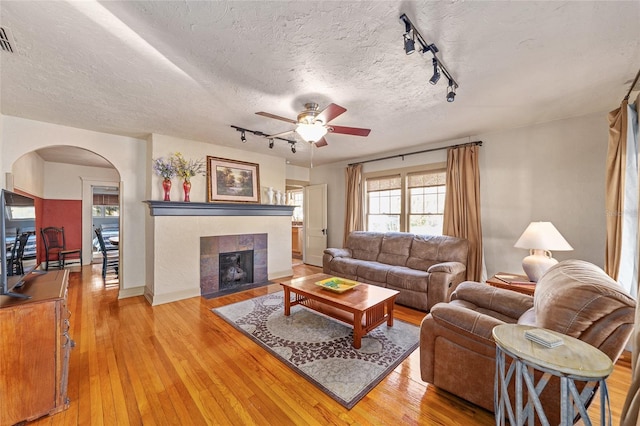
[41,199,82,265]
[11,191,82,265]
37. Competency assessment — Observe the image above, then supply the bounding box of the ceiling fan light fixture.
[295,123,328,143]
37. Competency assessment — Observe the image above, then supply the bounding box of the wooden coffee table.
[279,273,399,349]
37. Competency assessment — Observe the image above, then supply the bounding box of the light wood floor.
[30,263,631,425]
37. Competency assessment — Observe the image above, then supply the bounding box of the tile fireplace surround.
[200,233,268,297]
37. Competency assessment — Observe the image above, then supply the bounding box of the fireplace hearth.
[200,233,268,298]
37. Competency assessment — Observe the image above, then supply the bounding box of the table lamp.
[514,222,573,282]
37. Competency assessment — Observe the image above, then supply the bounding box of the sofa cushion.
[377,232,413,266]
[346,231,383,261]
[356,261,392,283]
[387,266,430,292]
[407,235,468,271]
[328,257,371,277]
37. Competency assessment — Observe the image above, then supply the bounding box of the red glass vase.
[162,179,172,201]
[183,180,191,202]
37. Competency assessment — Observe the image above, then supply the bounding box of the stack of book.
[524,328,564,348]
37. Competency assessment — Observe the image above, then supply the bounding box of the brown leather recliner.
[420,259,636,423]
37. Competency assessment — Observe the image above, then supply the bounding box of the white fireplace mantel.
[144,201,295,216]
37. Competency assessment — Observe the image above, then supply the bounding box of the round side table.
[492,324,613,426]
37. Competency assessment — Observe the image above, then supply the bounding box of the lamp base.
[522,249,558,282]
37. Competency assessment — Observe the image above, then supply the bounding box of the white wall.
[313,111,609,279]
[481,112,607,276]
[43,162,119,199]
[1,115,148,296]
[12,151,45,197]
[145,134,292,305]
[149,134,287,203]
[286,164,310,182]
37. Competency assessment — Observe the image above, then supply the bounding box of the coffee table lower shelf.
[280,274,399,349]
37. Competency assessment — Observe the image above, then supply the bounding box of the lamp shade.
[514,222,572,282]
[514,222,573,251]
[295,123,328,143]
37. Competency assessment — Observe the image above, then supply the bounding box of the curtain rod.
[348,141,482,166]
[624,68,640,101]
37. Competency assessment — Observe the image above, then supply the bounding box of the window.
[365,168,446,235]
[366,175,401,232]
[92,192,119,217]
[7,205,35,220]
[287,190,304,222]
[408,171,446,235]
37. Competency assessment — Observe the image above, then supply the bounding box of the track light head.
[240,130,246,143]
[400,14,412,34]
[268,138,274,149]
[291,143,296,154]
[404,34,415,55]
[447,80,456,102]
[429,58,441,85]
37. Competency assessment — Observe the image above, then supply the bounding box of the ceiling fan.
[256,102,371,147]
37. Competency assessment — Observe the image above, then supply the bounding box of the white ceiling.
[1,1,639,168]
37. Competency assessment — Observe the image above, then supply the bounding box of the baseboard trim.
[118,285,145,300]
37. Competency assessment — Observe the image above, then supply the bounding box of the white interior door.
[303,183,327,267]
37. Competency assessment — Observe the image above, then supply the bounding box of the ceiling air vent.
[0,27,16,53]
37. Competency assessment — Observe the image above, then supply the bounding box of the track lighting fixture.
[399,13,459,102]
[404,34,415,55]
[447,80,456,103]
[429,58,440,85]
[230,125,297,152]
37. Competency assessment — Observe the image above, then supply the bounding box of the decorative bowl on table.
[315,277,360,293]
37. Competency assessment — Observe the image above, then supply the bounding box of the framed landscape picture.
[207,156,260,203]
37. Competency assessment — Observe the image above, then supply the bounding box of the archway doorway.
[11,146,121,284]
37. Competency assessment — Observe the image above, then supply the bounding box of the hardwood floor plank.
[25,263,631,426]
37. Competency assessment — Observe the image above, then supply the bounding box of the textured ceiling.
[1,1,639,168]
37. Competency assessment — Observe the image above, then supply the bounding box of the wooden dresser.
[0,269,71,425]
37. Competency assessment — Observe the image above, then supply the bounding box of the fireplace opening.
[219,250,254,290]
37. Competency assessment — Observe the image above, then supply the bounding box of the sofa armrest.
[427,261,466,275]
[323,248,352,258]
[452,281,534,319]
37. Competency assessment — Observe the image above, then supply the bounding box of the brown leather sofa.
[420,259,636,423]
[322,231,468,311]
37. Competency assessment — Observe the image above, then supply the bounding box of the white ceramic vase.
[266,187,274,204]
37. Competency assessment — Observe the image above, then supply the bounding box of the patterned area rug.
[212,291,420,409]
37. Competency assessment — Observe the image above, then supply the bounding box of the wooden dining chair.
[6,231,21,276]
[94,228,118,279]
[40,226,82,270]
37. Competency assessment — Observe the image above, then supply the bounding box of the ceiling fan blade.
[255,111,297,125]
[329,125,371,137]
[267,129,295,138]
[314,137,329,148]
[315,103,346,124]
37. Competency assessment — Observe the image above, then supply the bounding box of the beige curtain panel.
[344,163,364,246]
[443,144,483,281]
[605,99,628,281]
[621,93,640,426]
